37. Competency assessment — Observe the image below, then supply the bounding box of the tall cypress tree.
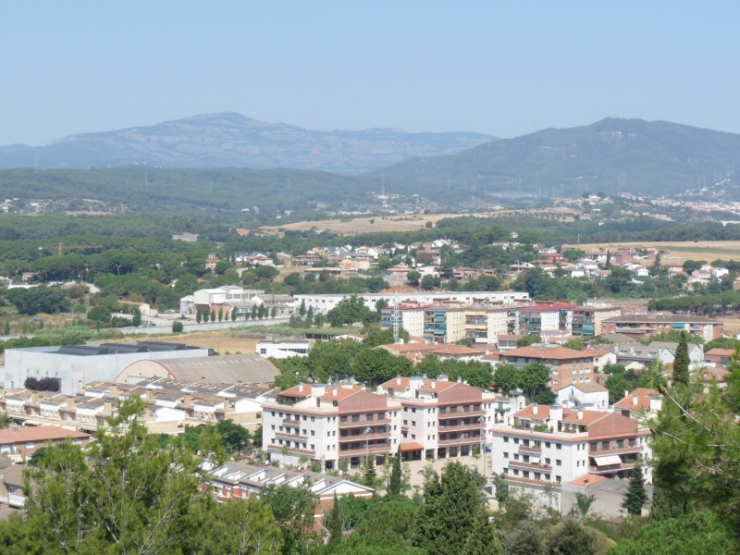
[327,493,343,545]
[622,465,649,516]
[673,331,690,386]
[388,447,402,497]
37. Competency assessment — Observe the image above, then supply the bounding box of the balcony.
[339,418,391,429]
[438,434,482,446]
[282,418,301,426]
[590,445,642,457]
[438,409,485,420]
[438,421,484,432]
[508,459,552,472]
[338,431,390,442]
[338,443,390,455]
[589,462,637,474]
[518,444,543,455]
[505,475,561,489]
[274,431,308,441]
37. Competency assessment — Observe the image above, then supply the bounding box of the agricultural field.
[563,240,740,265]
[136,330,262,356]
[265,212,491,235]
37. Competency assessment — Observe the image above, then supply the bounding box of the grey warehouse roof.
[122,354,280,385]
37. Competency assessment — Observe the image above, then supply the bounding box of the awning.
[22,420,41,426]
[400,442,424,452]
[593,455,622,466]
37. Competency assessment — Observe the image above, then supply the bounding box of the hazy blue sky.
[2,1,739,145]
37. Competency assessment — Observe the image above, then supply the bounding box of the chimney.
[577,407,583,420]
[236,380,243,387]
[333,385,338,396]
[104,401,112,414]
[632,393,639,406]
[183,393,193,406]
[649,395,663,412]
[298,382,304,393]
[200,376,206,384]
[431,380,436,389]
[550,404,562,422]
[76,380,84,395]
[457,376,462,383]
[146,388,156,402]
[624,389,629,400]
[532,402,538,415]
[396,376,402,385]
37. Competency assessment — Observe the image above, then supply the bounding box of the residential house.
[499,345,596,389]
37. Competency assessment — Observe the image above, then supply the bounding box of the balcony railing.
[438,409,485,420]
[266,444,316,457]
[508,459,552,472]
[438,421,484,432]
[518,445,543,455]
[338,443,390,455]
[274,431,308,441]
[338,431,390,442]
[339,418,391,429]
[438,435,482,446]
[589,462,637,474]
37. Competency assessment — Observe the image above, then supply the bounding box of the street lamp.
[479,416,487,481]
[364,426,372,466]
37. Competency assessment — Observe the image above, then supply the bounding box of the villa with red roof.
[499,344,597,389]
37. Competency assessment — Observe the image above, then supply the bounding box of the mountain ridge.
[0,112,495,173]
[376,117,740,198]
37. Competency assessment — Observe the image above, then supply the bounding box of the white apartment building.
[295,291,530,315]
[377,375,523,460]
[380,305,426,337]
[261,383,402,471]
[490,403,652,495]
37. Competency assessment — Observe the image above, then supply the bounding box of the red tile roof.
[502,345,595,361]
[0,426,89,445]
[612,388,659,411]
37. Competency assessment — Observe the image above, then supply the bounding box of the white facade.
[296,291,530,315]
[256,340,310,359]
[555,384,609,410]
[401,309,425,337]
[4,344,209,396]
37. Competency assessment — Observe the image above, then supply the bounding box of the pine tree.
[210,309,216,323]
[218,309,224,322]
[231,307,237,321]
[622,465,648,516]
[673,331,690,386]
[195,309,202,324]
[299,299,306,317]
[388,447,403,496]
[361,456,377,488]
[306,305,314,324]
[463,511,502,555]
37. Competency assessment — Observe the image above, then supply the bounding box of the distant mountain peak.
[0,113,495,173]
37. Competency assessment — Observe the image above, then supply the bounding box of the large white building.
[490,403,652,496]
[295,291,530,315]
[4,342,209,395]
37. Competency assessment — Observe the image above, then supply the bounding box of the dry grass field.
[264,212,491,236]
[562,241,740,265]
[134,331,262,355]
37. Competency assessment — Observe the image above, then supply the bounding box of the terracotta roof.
[319,385,364,401]
[520,302,579,312]
[502,345,595,360]
[430,345,485,356]
[400,442,424,452]
[0,426,89,445]
[570,474,608,488]
[706,348,736,357]
[280,385,312,398]
[560,410,610,425]
[418,380,458,394]
[612,388,660,410]
[515,404,551,419]
[603,314,720,324]
[702,366,730,382]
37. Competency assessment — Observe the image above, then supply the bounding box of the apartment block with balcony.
[499,344,596,389]
[261,382,402,471]
[601,314,723,342]
[490,403,652,493]
[378,375,521,460]
[380,304,427,337]
[517,302,577,341]
[465,307,509,344]
[423,306,467,344]
[572,305,622,337]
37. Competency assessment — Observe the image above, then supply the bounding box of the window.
[556,443,561,450]
[556,459,561,466]
[629,438,636,447]
[504,437,509,443]
[616,440,624,449]
[545,442,551,448]
[513,453,519,461]
[545,458,551,465]
[514,438,520,444]
[590,443,597,451]
[602,441,609,450]
[555,475,561,482]
[503,452,509,459]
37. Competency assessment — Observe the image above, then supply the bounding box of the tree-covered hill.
[377,117,740,198]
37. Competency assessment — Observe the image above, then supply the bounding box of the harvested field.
[263,213,491,235]
[562,241,740,265]
[133,330,263,356]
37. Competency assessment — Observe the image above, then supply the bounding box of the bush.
[172,321,184,333]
